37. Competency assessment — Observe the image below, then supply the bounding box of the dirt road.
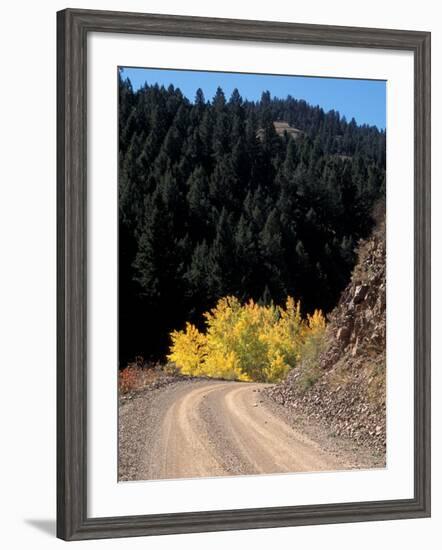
[119,380,345,481]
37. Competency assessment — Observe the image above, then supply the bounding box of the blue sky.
[120,67,386,130]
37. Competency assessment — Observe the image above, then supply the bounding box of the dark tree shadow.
[24,519,56,537]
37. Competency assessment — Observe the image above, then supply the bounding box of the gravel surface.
[118,376,193,481]
[118,378,381,482]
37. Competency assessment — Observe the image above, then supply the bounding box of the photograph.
[117,67,387,482]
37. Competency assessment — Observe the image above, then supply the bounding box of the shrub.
[168,296,326,383]
[168,322,207,376]
[296,331,327,391]
[119,363,157,394]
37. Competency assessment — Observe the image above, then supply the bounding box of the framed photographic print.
[57,8,431,541]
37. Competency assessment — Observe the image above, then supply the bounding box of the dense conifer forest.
[118,71,386,365]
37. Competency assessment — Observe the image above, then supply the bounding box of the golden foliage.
[167,296,326,383]
[168,322,207,376]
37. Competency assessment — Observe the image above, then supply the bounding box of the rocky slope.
[267,217,386,458]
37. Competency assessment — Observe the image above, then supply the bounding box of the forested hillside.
[118,71,386,364]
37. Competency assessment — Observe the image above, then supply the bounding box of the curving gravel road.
[119,379,346,481]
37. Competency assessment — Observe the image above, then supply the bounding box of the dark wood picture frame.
[57,8,431,541]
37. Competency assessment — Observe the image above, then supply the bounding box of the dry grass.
[119,362,159,395]
[365,356,386,405]
[325,353,386,407]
